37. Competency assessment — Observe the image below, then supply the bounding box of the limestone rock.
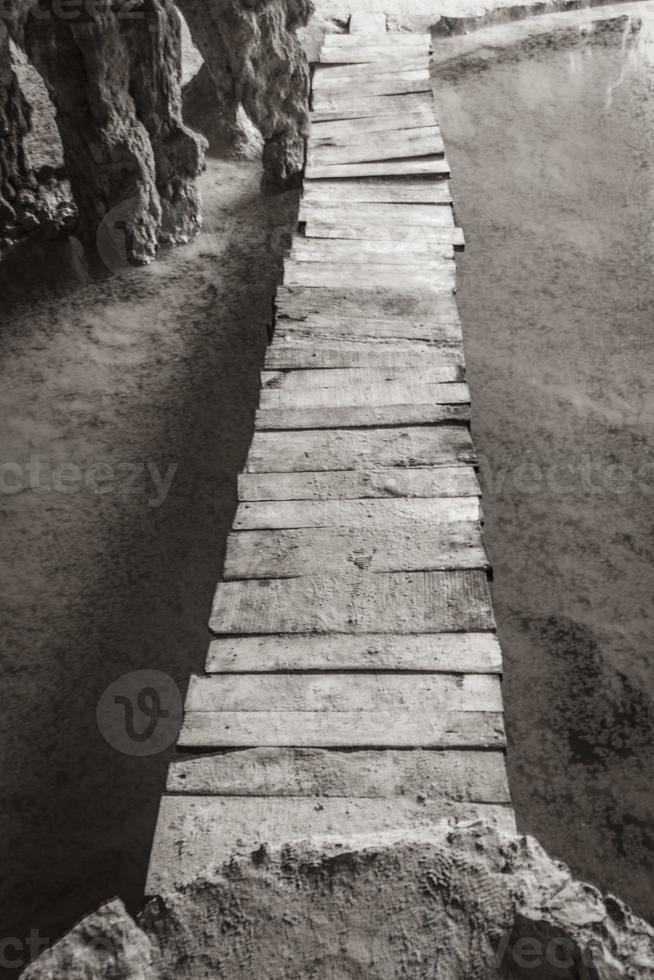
[140,824,654,979]
[20,899,158,980]
[177,0,313,190]
[182,63,263,161]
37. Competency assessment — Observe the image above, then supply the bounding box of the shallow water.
[433,15,654,920]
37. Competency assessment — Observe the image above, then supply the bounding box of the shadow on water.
[0,160,297,974]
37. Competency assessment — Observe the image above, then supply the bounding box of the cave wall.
[0,22,33,230]
[177,0,313,189]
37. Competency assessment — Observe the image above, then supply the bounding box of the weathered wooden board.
[319,46,430,64]
[275,315,461,344]
[233,496,481,530]
[307,128,444,166]
[146,796,515,893]
[237,465,481,501]
[314,58,428,83]
[283,260,455,292]
[291,240,455,267]
[311,93,433,123]
[303,221,462,246]
[209,569,495,634]
[186,672,502,713]
[324,33,432,47]
[260,380,469,410]
[167,748,510,801]
[313,70,431,104]
[276,285,460,321]
[306,157,450,180]
[180,709,505,750]
[246,425,476,472]
[255,402,470,430]
[302,177,452,205]
[205,631,501,674]
[300,201,453,227]
[265,340,465,370]
[224,522,488,578]
[308,114,439,143]
[262,365,463,390]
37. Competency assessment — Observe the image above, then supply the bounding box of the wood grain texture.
[146,796,515,893]
[259,380,470,409]
[185,672,502,713]
[209,569,495,635]
[224,522,489,578]
[307,128,444,166]
[167,748,511,802]
[291,240,455,268]
[319,46,430,64]
[302,220,462,245]
[205,631,502,674]
[246,425,476,472]
[302,177,452,204]
[254,403,470,430]
[299,201,454,226]
[308,115,440,143]
[312,70,432,104]
[276,285,460,321]
[233,496,481,530]
[261,366,464,389]
[306,157,450,180]
[180,709,506,749]
[283,260,455,292]
[311,93,434,123]
[237,466,481,501]
[274,314,461,342]
[264,340,465,369]
[313,59,428,83]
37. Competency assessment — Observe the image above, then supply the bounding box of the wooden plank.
[308,113,438,142]
[307,128,444,166]
[146,796,516,893]
[233,496,481,530]
[261,366,464,390]
[312,71,431,106]
[224,522,489,578]
[237,466,481,501]
[314,58,428,83]
[311,93,433,123]
[274,316,461,343]
[205,631,501,674]
[275,316,460,344]
[302,178,452,204]
[304,221,461,245]
[348,12,388,33]
[246,425,475,472]
[324,33,432,47]
[185,673,502,713]
[260,380,469,409]
[306,157,450,180]
[300,201,453,226]
[283,260,455,292]
[319,46,430,65]
[276,285,460,321]
[209,569,495,634]
[254,403,469,431]
[264,340,465,370]
[167,748,511,802]
[180,709,505,749]
[291,240,455,266]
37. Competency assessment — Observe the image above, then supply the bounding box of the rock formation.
[20,824,654,979]
[182,62,264,161]
[1,1,205,264]
[177,0,313,189]
[0,22,33,234]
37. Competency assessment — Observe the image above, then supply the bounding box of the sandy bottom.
[433,22,654,922]
[0,160,298,965]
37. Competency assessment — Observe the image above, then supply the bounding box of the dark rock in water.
[178,0,312,190]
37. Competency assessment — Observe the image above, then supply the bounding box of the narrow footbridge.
[147,13,514,895]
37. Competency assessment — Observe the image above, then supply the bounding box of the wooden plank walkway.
[146,13,514,896]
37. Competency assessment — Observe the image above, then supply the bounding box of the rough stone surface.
[20,899,157,980]
[138,824,654,979]
[183,63,263,161]
[0,23,33,234]
[178,0,313,189]
[2,1,205,264]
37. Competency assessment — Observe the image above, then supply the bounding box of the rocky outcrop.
[2,1,205,264]
[0,23,33,233]
[182,62,263,161]
[20,900,157,980]
[19,824,654,979]
[177,0,313,190]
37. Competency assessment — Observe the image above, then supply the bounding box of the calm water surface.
[433,19,654,920]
